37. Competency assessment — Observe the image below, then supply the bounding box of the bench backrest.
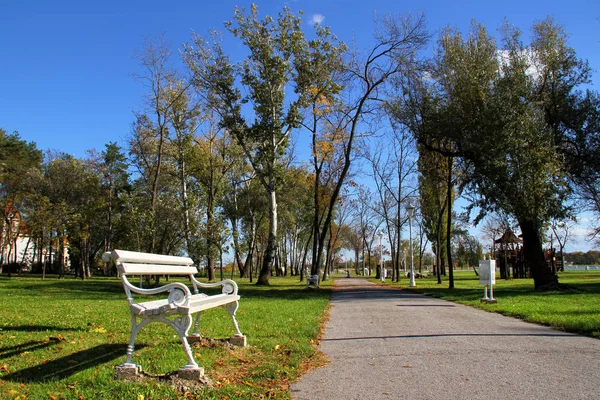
[104,249,198,276]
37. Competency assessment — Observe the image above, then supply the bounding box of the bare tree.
[309,12,429,277]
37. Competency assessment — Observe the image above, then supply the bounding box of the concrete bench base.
[228,334,247,347]
[177,367,205,380]
[115,363,142,379]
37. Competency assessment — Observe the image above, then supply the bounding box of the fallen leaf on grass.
[237,357,250,364]
[1,365,8,373]
[92,327,106,334]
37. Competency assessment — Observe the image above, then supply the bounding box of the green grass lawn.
[384,269,600,338]
[3,271,598,399]
[0,275,331,399]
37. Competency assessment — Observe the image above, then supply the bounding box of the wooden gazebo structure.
[494,229,527,279]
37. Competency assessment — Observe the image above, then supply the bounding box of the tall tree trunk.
[322,227,333,281]
[206,188,216,281]
[300,230,313,281]
[281,234,287,277]
[388,232,396,281]
[518,217,559,290]
[446,156,454,289]
[436,240,442,284]
[245,213,257,283]
[80,239,86,281]
[396,202,402,282]
[105,173,113,275]
[179,150,192,256]
[257,189,277,285]
[59,234,65,279]
[86,238,92,278]
[39,233,45,280]
[311,129,323,277]
[231,216,246,278]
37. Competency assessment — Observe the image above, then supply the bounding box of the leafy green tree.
[0,129,42,274]
[185,6,317,284]
[189,117,234,281]
[416,145,450,284]
[453,232,483,269]
[131,37,191,254]
[86,143,130,274]
[220,139,251,278]
[394,19,594,290]
[293,24,346,279]
[57,154,102,279]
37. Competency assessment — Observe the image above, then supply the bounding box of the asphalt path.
[290,277,600,400]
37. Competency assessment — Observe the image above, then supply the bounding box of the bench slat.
[189,294,240,313]
[131,294,239,316]
[111,249,194,266]
[120,263,198,275]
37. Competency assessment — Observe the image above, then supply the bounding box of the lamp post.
[406,204,416,287]
[379,231,384,282]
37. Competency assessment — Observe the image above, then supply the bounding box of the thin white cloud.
[311,14,325,25]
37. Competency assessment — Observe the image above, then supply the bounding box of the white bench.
[103,249,246,379]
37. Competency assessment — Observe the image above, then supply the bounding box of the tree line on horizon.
[1,6,598,290]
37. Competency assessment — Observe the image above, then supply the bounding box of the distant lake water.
[564,265,600,271]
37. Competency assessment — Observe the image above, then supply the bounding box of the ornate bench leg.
[173,315,199,369]
[224,301,246,346]
[172,315,205,380]
[125,314,146,365]
[192,311,202,336]
[115,314,146,378]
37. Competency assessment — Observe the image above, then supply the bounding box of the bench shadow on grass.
[0,324,84,332]
[2,343,138,383]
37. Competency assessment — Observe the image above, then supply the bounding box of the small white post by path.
[479,259,497,304]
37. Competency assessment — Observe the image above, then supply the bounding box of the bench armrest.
[122,278,193,306]
[189,277,238,296]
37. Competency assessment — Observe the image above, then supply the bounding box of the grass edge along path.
[0,275,332,399]
[380,270,600,339]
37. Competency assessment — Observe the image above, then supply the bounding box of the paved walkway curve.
[290,278,600,400]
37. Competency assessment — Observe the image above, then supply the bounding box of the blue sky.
[2,0,599,251]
